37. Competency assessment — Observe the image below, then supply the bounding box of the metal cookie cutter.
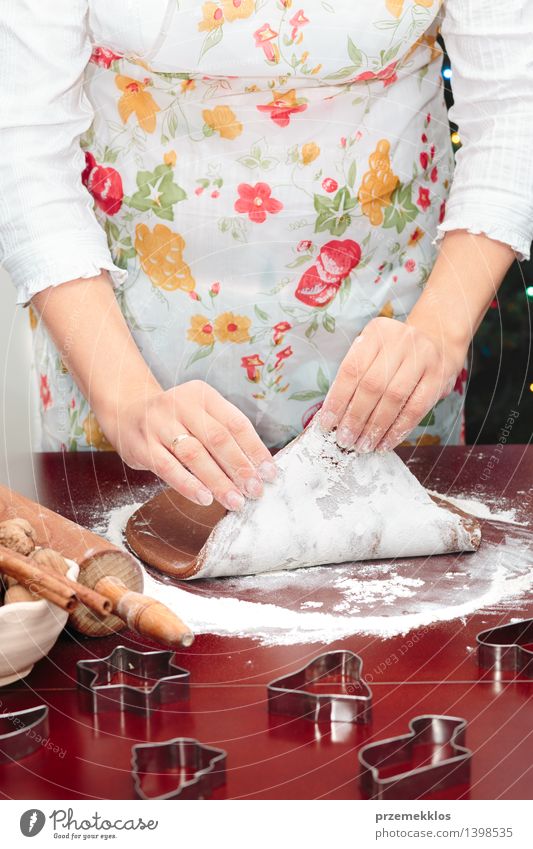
[477,618,533,677]
[76,645,190,714]
[0,705,49,764]
[359,714,471,800]
[267,650,372,724]
[132,737,227,800]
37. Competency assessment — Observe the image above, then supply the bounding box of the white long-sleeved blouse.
[1,0,533,307]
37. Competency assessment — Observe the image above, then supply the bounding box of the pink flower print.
[235,182,283,223]
[295,239,361,308]
[417,187,431,211]
[275,345,293,368]
[254,24,279,63]
[420,151,429,170]
[40,375,52,410]
[289,10,309,40]
[405,259,416,272]
[430,166,438,183]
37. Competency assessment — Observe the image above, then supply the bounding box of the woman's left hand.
[319,316,467,452]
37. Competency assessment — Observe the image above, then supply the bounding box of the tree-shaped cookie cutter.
[0,705,49,764]
[358,714,471,799]
[131,737,227,800]
[267,650,372,724]
[76,645,190,714]
[477,617,533,677]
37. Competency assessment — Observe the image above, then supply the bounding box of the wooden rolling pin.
[0,485,194,649]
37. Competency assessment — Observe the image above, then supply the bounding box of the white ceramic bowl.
[0,558,79,686]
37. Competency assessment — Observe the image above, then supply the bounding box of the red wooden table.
[0,446,532,800]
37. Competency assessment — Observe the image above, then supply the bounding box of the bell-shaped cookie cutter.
[76,645,190,714]
[132,737,227,800]
[0,704,49,764]
[267,650,372,724]
[359,714,471,799]
[477,618,533,677]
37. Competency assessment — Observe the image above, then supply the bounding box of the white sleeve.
[437,0,533,261]
[0,0,127,305]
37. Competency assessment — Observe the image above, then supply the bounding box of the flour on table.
[94,498,533,646]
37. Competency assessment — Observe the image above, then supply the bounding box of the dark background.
[441,45,532,444]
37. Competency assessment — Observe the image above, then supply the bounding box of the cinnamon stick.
[0,545,77,612]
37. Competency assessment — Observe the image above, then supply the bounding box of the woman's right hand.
[102,379,277,511]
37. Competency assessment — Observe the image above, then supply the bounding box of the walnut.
[0,518,37,555]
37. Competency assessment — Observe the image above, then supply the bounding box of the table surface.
[0,445,532,801]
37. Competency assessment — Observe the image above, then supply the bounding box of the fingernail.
[336,426,354,449]
[196,488,213,506]
[243,477,263,499]
[224,490,246,511]
[356,437,373,454]
[376,443,392,454]
[258,460,277,482]
[320,411,337,431]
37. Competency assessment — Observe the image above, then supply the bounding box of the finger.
[353,359,423,452]
[319,331,380,432]
[377,378,440,451]
[207,396,277,483]
[336,346,405,449]
[149,443,214,507]
[167,433,246,511]
[185,410,264,499]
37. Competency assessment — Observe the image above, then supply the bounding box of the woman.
[1,0,532,513]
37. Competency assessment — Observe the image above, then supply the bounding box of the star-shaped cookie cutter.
[477,617,533,677]
[0,704,49,764]
[76,645,190,714]
[358,714,472,799]
[131,737,227,800]
[267,650,372,724]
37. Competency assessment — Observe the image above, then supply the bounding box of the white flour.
[93,495,533,646]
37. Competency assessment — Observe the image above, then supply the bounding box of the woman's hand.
[32,275,275,512]
[319,316,466,453]
[102,380,277,511]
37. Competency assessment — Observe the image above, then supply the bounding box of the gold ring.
[170,434,191,451]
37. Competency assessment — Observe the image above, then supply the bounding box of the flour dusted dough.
[193,420,481,579]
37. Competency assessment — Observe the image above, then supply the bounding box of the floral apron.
[31,0,466,452]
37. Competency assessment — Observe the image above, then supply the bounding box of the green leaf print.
[347,38,363,68]
[347,160,357,189]
[418,409,436,427]
[323,65,360,82]
[322,313,336,333]
[254,305,270,322]
[314,187,357,237]
[125,164,187,221]
[186,344,214,369]
[317,367,330,394]
[289,390,324,402]
[199,25,223,62]
[382,183,419,234]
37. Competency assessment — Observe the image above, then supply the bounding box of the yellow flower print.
[82,413,114,451]
[386,0,434,16]
[198,2,224,31]
[181,79,196,94]
[164,150,177,166]
[203,105,243,140]
[28,306,38,331]
[115,75,160,134]
[188,315,216,346]
[358,139,399,227]
[379,301,394,319]
[222,0,255,22]
[301,142,320,165]
[134,223,196,293]
[214,312,251,343]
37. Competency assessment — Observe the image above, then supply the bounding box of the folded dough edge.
[191,420,481,579]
